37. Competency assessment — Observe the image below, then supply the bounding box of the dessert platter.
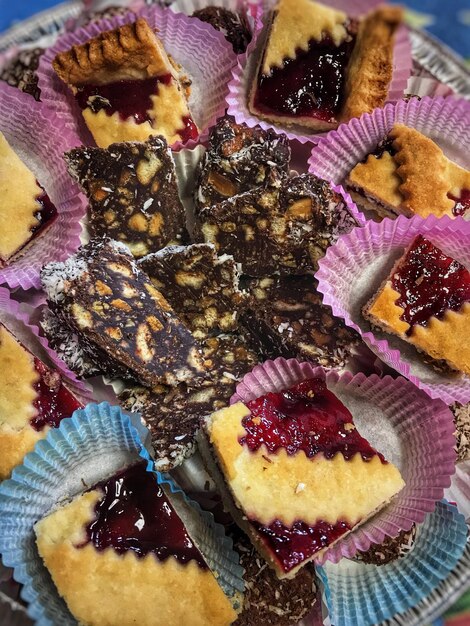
[0,0,469,625]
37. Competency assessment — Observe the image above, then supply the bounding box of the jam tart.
[347,124,470,219]
[52,18,198,148]
[363,235,470,376]
[0,323,82,480]
[248,0,403,132]
[35,462,240,626]
[0,131,57,267]
[200,378,404,577]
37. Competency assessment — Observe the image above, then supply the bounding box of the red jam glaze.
[33,188,58,234]
[251,517,352,573]
[392,235,470,334]
[75,75,198,142]
[80,462,208,568]
[241,378,384,462]
[253,30,356,122]
[30,358,82,432]
[449,189,470,217]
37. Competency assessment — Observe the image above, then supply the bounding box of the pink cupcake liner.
[36,5,236,150]
[308,96,470,188]
[445,461,470,521]
[0,287,92,404]
[226,0,411,144]
[0,83,85,290]
[231,357,456,564]
[316,215,470,405]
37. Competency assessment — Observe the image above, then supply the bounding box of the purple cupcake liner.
[308,96,470,188]
[316,215,470,405]
[0,83,85,290]
[226,0,411,144]
[36,5,236,150]
[405,76,455,99]
[230,357,456,564]
[0,286,92,405]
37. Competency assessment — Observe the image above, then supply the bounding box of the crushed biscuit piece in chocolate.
[41,237,203,387]
[243,274,360,367]
[139,243,246,338]
[353,525,417,566]
[65,137,188,258]
[195,115,290,213]
[196,172,357,276]
[120,333,259,470]
[192,6,252,54]
[233,531,317,626]
[0,47,43,100]
[451,402,470,463]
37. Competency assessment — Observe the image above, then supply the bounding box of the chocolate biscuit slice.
[244,275,360,367]
[451,402,470,463]
[41,237,203,387]
[233,531,317,626]
[195,115,290,212]
[120,333,259,470]
[65,137,188,258]
[352,525,417,565]
[0,47,43,100]
[192,8,252,54]
[196,172,357,276]
[139,243,246,338]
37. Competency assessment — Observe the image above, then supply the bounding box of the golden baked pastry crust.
[53,18,175,86]
[0,132,46,262]
[35,489,238,626]
[341,5,403,121]
[261,0,347,75]
[0,324,46,480]
[348,124,470,218]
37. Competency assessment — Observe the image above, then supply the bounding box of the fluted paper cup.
[37,5,235,149]
[445,461,470,522]
[231,357,456,564]
[226,0,411,143]
[0,83,85,290]
[316,215,470,405]
[308,97,470,201]
[0,402,244,625]
[317,501,468,626]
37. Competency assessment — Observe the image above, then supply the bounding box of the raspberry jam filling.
[253,28,356,122]
[241,378,384,462]
[392,235,470,333]
[75,75,198,143]
[251,517,352,573]
[79,462,208,568]
[33,187,58,235]
[448,189,470,217]
[30,358,82,431]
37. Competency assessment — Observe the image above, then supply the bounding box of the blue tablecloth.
[1,1,470,62]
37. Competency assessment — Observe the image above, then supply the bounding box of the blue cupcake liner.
[317,500,468,626]
[0,402,243,625]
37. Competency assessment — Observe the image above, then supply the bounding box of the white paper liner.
[316,215,470,405]
[231,358,456,564]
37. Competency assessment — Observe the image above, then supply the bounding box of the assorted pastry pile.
[0,0,469,625]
